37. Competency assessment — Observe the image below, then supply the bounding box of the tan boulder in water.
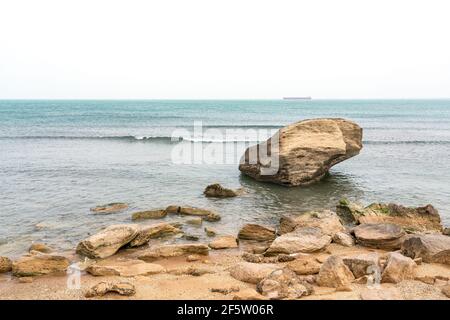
[239,118,362,186]
[166,206,221,222]
[279,210,344,236]
[203,184,244,198]
[90,202,128,214]
[131,209,167,220]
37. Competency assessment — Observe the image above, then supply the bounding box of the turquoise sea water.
[1,99,449,256]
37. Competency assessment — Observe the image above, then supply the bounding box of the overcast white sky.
[1,0,449,99]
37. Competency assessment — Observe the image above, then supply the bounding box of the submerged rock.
[85,282,136,298]
[29,243,52,254]
[203,184,244,198]
[316,255,355,288]
[138,243,209,261]
[353,223,406,250]
[238,224,276,241]
[76,224,139,259]
[0,256,12,273]
[131,209,167,220]
[401,234,450,264]
[86,260,165,277]
[208,236,238,250]
[239,118,362,186]
[257,268,313,300]
[90,203,128,214]
[266,227,331,255]
[381,252,416,284]
[204,227,217,237]
[12,254,70,277]
[129,223,182,247]
[167,206,221,222]
[229,262,279,284]
[280,210,344,236]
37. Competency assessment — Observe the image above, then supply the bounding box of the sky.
[1,0,450,99]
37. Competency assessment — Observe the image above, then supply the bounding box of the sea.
[1,99,449,257]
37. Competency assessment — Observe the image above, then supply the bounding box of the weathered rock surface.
[239,118,363,186]
[208,236,238,250]
[229,262,279,284]
[343,252,379,278]
[0,256,12,273]
[401,234,450,264]
[238,224,276,241]
[353,223,406,250]
[280,210,344,236]
[316,255,355,288]
[90,203,128,214]
[85,282,136,298]
[129,223,182,247]
[266,227,331,255]
[186,218,203,225]
[86,260,165,277]
[166,206,221,222]
[256,268,313,300]
[286,256,321,275]
[131,209,167,220]
[332,232,355,247]
[203,184,244,197]
[204,227,217,237]
[337,199,442,233]
[12,254,70,277]
[29,243,52,254]
[76,224,139,259]
[381,252,416,283]
[138,243,209,261]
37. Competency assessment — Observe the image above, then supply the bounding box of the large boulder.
[209,236,239,250]
[266,227,331,255]
[238,118,362,187]
[316,255,355,288]
[342,253,380,278]
[86,260,165,277]
[76,224,139,259]
[401,234,450,264]
[0,256,12,273]
[336,199,442,233]
[238,224,276,241]
[256,268,313,300]
[138,243,209,261]
[353,223,406,250]
[279,210,344,236]
[381,252,416,283]
[229,262,279,284]
[203,184,244,197]
[12,254,70,277]
[129,223,182,247]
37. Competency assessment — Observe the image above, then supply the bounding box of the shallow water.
[0,99,449,257]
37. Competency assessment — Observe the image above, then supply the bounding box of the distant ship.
[283,96,312,100]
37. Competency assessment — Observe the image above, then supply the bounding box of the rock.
[167,266,215,276]
[286,256,321,275]
[238,224,276,241]
[90,202,128,214]
[441,285,450,298]
[280,210,344,236]
[266,227,331,255]
[86,260,165,277]
[211,286,240,295]
[12,254,70,277]
[401,234,450,264]
[415,276,435,285]
[277,254,297,262]
[242,252,264,263]
[443,228,450,236]
[165,205,180,213]
[257,268,313,300]
[342,253,380,278]
[229,262,279,284]
[138,244,209,261]
[233,288,265,300]
[18,276,34,283]
[186,254,203,262]
[316,255,355,288]
[209,236,238,250]
[29,243,52,254]
[360,288,402,300]
[353,223,406,250]
[131,209,167,220]
[381,252,416,284]
[239,118,362,186]
[129,223,182,247]
[183,234,200,241]
[179,207,221,222]
[332,232,355,247]
[337,199,442,233]
[204,227,217,237]
[85,282,135,298]
[0,256,12,273]
[76,224,139,259]
[203,184,244,197]
[186,218,203,225]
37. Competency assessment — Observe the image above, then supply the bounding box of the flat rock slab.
[266,227,331,255]
[85,282,136,298]
[129,223,182,247]
[12,254,70,277]
[166,206,221,222]
[208,236,238,250]
[86,260,165,277]
[238,224,276,241]
[138,243,209,261]
[353,223,406,250]
[401,234,450,264]
[286,256,321,275]
[229,262,280,284]
[131,210,167,220]
[279,210,344,236]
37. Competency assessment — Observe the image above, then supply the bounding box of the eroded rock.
[129,223,182,247]
[381,252,416,284]
[238,224,276,241]
[85,282,136,298]
[316,255,355,288]
[353,223,406,250]
[138,243,209,261]
[286,256,321,275]
[332,232,355,247]
[209,236,238,250]
[86,260,165,277]
[280,210,344,236]
[12,254,70,277]
[343,253,380,278]
[401,234,450,264]
[90,203,128,214]
[266,227,331,255]
[229,262,279,284]
[131,210,167,220]
[256,268,313,300]
[0,256,12,273]
[203,184,244,197]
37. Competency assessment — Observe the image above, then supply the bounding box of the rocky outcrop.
[0,256,12,273]
[332,232,355,247]
[129,223,182,247]
[138,243,209,261]
[12,254,70,277]
[203,184,244,197]
[208,236,238,250]
[229,262,279,284]
[286,256,321,275]
[336,199,442,233]
[266,227,331,255]
[342,253,379,278]
[353,223,406,250]
[166,206,221,222]
[381,252,416,283]
[256,268,313,300]
[85,282,136,298]
[29,243,52,254]
[90,203,128,214]
[401,234,450,264]
[76,224,139,259]
[86,260,165,277]
[239,118,362,186]
[238,224,276,241]
[316,255,355,288]
[280,210,344,236]
[131,210,167,220]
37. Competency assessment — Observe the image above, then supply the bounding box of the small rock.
[229,262,279,284]
[179,207,221,222]
[256,268,313,300]
[238,224,276,241]
[210,286,240,295]
[167,266,215,276]
[12,254,70,277]
[183,234,200,241]
[203,184,243,198]
[277,254,296,262]
[186,218,203,226]
[18,277,34,283]
[316,255,355,288]
[138,244,209,261]
[266,227,331,255]
[186,254,203,262]
[233,288,265,300]
[85,282,136,298]
[287,256,321,275]
[0,256,12,273]
[90,203,128,214]
[131,209,167,220]
[209,236,238,250]
[165,205,180,213]
[204,227,217,237]
[381,252,416,284]
[441,285,450,298]
[443,228,450,236]
[332,232,355,247]
[29,243,52,254]
[242,252,264,263]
